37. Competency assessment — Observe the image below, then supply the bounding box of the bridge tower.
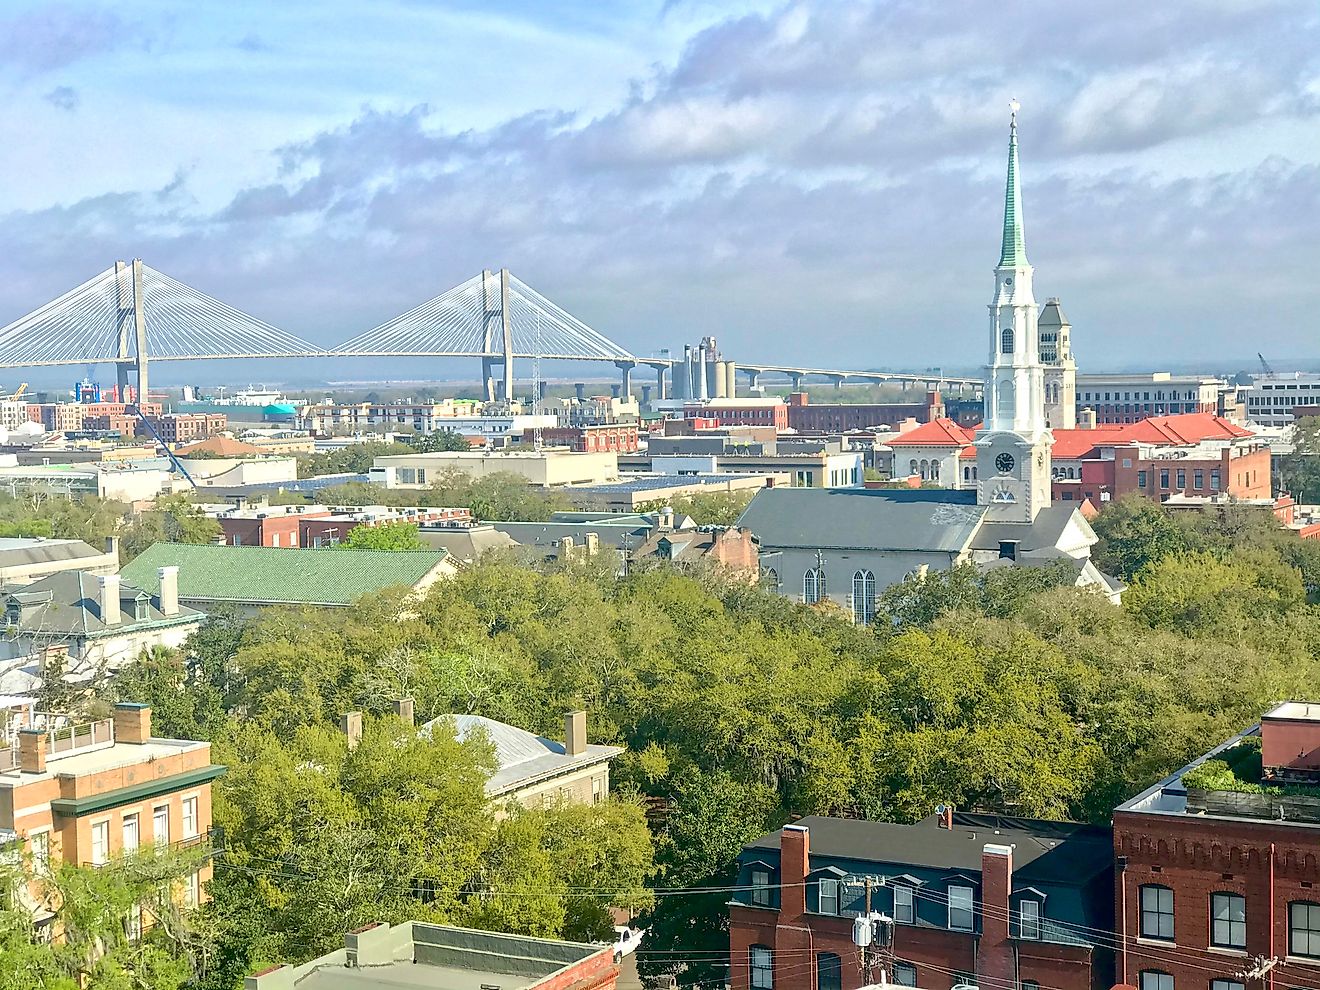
[112,259,149,408]
[480,269,515,402]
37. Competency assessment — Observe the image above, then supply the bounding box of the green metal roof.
[120,543,451,607]
[999,112,1029,269]
[51,764,227,818]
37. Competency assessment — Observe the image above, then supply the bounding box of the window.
[592,776,603,805]
[30,830,50,872]
[1138,470,1148,488]
[1160,469,1170,490]
[851,570,876,625]
[1141,885,1174,941]
[1212,981,1244,990]
[1211,892,1245,949]
[1023,983,1039,990]
[894,884,914,924]
[1195,470,1204,488]
[818,878,839,915]
[1177,469,1186,489]
[1211,469,1221,491]
[1001,327,1015,354]
[750,946,773,990]
[817,953,842,990]
[153,805,169,846]
[134,597,149,621]
[182,797,199,839]
[1140,972,1173,990]
[803,568,826,605]
[1290,901,1320,958]
[762,568,778,590]
[948,884,974,931]
[893,963,917,987]
[122,814,139,853]
[750,867,772,907]
[185,870,200,908]
[1020,899,1041,940]
[91,820,109,865]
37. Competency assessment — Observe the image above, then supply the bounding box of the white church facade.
[737,106,1121,619]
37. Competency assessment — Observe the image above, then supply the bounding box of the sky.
[1,0,1319,383]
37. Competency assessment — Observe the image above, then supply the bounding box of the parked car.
[611,925,647,962]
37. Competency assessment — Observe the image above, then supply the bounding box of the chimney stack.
[392,698,415,727]
[340,711,363,749]
[104,535,120,559]
[157,566,179,616]
[977,844,1015,990]
[565,709,587,756]
[779,823,810,921]
[99,574,121,626]
[583,533,600,556]
[938,804,954,829]
[18,728,46,773]
[114,702,152,744]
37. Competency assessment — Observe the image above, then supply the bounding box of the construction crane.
[129,406,197,488]
[1258,352,1279,380]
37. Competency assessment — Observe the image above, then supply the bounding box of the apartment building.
[730,813,1114,990]
[1113,702,1320,990]
[786,390,945,433]
[1244,374,1320,427]
[0,703,225,936]
[146,412,228,443]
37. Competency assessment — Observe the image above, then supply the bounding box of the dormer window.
[134,596,149,622]
[1020,899,1041,939]
[750,866,773,907]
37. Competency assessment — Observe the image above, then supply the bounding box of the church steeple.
[976,101,1052,524]
[999,101,1028,269]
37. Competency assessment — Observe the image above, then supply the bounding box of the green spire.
[999,105,1028,268]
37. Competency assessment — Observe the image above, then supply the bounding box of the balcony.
[0,712,116,772]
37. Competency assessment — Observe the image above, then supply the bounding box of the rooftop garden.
[1183,737,1320,821]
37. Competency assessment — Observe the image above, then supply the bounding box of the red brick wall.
[1113,810,1320,990]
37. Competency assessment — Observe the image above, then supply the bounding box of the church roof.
[970,504,1095,555]
[999,109,1029,268]
[1038,298,1069,327]
[736,487,986,554]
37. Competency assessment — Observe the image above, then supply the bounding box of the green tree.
[409,430,471,453]
[1280,415,1320,502]
[338,521,427,550]
[295,441,412,480]
[120,495,222,562]
[1090,494,1191,580]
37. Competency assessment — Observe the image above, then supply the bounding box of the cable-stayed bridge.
[0,261,981,401]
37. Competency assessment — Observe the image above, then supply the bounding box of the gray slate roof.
[968,504,1085,553]
[417,526,517,563]
[0,538,106,571]
[736,488,986,553]
[747,812,1112,885]
[419,714,620,798]
[2,571,203,638]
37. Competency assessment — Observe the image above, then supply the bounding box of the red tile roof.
[887,418,977,447]
[1052,415,1252,458]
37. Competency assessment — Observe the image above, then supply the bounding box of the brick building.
[0,703,224,937]
[730,813,1114,990]
[540,423,640,453]
[684,399,789,430]
[210,503,472,548]
[786,390,945,433]
[632,525,760,579]
[1113,702,1320,990]
[145,412,228,443]
[83,413,137,436]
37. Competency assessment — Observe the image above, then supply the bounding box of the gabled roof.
[886,418,977,448]
[1119,413,1252,445]
[419,714,621,797]
[2,570,202,637]
[175,435,262,457]
[120,543,452,607]
[737,488,985,553]
[0,538,109,571]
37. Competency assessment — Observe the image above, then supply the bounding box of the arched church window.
[1001,327,1015,354]
[997,381,1016,418]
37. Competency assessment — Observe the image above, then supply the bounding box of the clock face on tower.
[995,452,1016,474]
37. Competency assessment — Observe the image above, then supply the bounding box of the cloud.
[42,85,79,111]
[0,0,1318,374]
[0,4,135,74]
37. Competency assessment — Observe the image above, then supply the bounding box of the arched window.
[996,380,1015,418]
[804,568,826,604]
[909,458,918,477]
[919,458,929,479]
[1290,901,1320,958]
[852,570,876,625]
[762,568,778,591]
[817,953,842,990]
[1211,892,1245,949]
[1139,972,1172,990]
[963,466,970,481]
[932,461,941,483]
[1001,326,1015,353]
[1140,885,1174,941]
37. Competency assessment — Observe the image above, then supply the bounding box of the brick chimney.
[778,823,810,921]
[18,728,46,773]
[157,565,179,617]
[392,698,415,727]
[939,804,954,829]
[114,702,152,744]
[340,711,363,749]
[565,710,587,756]
[976,843,1015,990]
[99,574,121,626]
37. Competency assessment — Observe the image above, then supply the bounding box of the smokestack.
[99,574,121,626]
[565,710,587,756]
[392,698,415,727]
[157,566,179,616]
[340,711,363,749]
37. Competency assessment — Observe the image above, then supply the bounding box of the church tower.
[975,104,1053,523]
[1039,298,1076,429]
